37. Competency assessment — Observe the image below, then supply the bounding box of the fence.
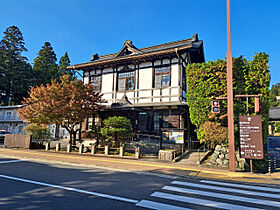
[4,134,31,149]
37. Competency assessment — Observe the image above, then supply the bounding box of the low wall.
[4,134,32,149]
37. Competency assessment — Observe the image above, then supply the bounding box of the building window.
[153,111,169,130]
[90,75,102,92]
[6,112,11,120]
[118,71,135,91]
[154,66,170,88]
[18,125,24,134]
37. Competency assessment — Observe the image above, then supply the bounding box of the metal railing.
[268,156,278,173]
[0,115,22,121]
[197,142,210,165]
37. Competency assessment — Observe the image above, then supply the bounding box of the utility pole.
[226,0,236,171]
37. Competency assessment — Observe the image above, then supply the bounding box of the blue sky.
[0,0,279,85]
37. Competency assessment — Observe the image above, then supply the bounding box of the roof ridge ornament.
[192,33,198,41]
[115,40,142,58]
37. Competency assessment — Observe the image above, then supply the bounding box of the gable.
[115,40,142,58]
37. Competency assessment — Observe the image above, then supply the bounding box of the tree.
[186,52,270,145]
[59,52,74,79]
[18,75,105,144]
[0,26,33,105]
[33,42,59,86]
[269,83,280,107]
[23,123,51,142]
[101,116,132,146]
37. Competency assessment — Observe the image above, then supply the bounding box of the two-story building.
[0,105,26,134]
[68,34,205,144]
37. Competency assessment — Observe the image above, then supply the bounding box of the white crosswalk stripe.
[200,180,280,193]
[135,179,280,210]
[172,180,280,199]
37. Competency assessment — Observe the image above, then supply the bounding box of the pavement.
[0,147,279,185]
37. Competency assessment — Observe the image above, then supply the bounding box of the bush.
[23,123,51,143]
[197,121,228,148]
[273,121,280,133]
[101,116,132,146]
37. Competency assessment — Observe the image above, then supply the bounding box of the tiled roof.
[69,33,203,69]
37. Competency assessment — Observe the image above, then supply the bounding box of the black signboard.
[239,115,263,159]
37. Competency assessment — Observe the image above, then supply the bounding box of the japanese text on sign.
[239,115,263,159]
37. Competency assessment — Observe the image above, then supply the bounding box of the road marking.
[172,180,280,199]
[1,149,279,179]
[152,192,260,210]
[136,200,191,210]
[163,185,280,208]
[0,174,138,204]
[0,160,24,164]
[200,180,280,193]
[0,149,241,176]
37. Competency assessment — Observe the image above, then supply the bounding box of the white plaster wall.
[139,67,152,90]
[171,64,179,87]
[84,76,89,85]
[102,73,114,93]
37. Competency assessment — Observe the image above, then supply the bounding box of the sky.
[0,0,279,86]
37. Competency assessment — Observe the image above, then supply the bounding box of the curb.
[0,148,279,184]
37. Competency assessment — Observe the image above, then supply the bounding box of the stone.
[235,152,240,161]
[105,145,109,155]
[225,154,229,159]
[238,158,246,170]
[67,144,71,153]
[216,158,223,166]
[119,146,124,157]
[56,143,60,152]
[215,145,222,152]
[223,159,229,166]
[221,147,227,153]
[219,154,224,159]
[214,150,220,155]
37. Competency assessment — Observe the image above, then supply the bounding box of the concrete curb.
[0,148,279,184]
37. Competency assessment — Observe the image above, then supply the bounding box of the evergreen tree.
[269,83,280,107]
[33,42,59,86]
[0,26,33,105]
[59,52,74,79]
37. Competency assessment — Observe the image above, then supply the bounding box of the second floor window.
[118,71,135,91]
[154,66,170,88]
[90,75,102,92]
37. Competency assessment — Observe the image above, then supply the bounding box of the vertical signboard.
[239,115,263,159]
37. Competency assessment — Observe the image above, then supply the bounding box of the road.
[0,157,280,210]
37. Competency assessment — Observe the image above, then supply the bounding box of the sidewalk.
[0,148,279,185]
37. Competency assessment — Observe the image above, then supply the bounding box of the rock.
[216,158,223,166]
[214,150,220,155]
[215,145,222,152]
[219,154,224,159]
[238,158,246,170]
[223,159,229,166]
[235,152,240,161]
[225,154,229,159]
[221,147,227,153]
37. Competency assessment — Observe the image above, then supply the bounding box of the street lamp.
[226,0,236,171]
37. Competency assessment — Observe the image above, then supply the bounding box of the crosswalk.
[136,179,280,209]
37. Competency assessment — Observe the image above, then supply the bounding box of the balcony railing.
[0,115,22,121]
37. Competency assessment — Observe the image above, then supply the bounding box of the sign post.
[239,115,263,173]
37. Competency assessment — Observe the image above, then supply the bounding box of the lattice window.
[90,75,102,92]
[154,66,170,88]
[118,71,135,91]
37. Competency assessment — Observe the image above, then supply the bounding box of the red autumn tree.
[18,75,105,144]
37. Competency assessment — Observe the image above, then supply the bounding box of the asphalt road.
[0,157,280,210]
